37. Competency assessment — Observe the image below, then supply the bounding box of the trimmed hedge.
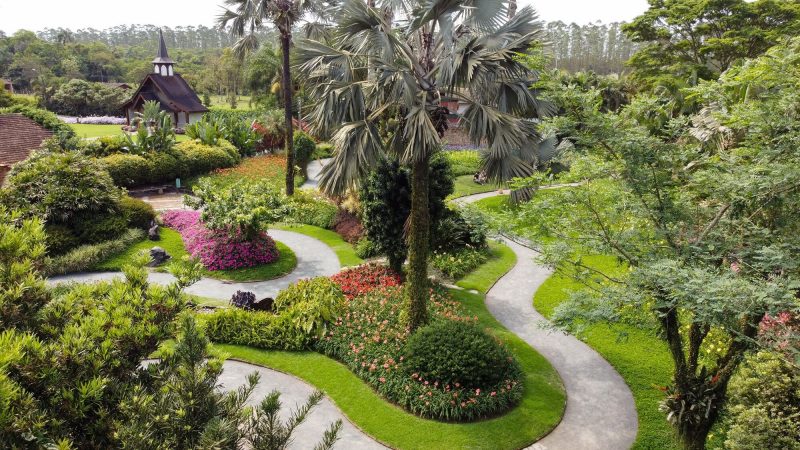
[44,228,145,276]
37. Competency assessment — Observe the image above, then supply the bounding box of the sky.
[0,0,650,34]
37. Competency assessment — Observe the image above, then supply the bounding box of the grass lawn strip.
[94,227,298,283]
[449,175,500,200]
[455,240,517,294]
[272,223,363,267]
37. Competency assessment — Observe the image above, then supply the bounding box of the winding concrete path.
[218,360,386,449]
[302,158,332,190]
[48,229,341,300]
[457,192,638,450]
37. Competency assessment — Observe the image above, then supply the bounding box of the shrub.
[286,190,337,229]
[203,308,308,350]
[444,150,482,176]
[314,142,334,159]
[253,109,285,151]
[146,151,181,183]
[330,264,402,299]
[185,116,221,145]
[293,130,316,177]
[101,153,152,187]
[81,135,127,157]
[430,247,489,279]
[175,139,239,177]
[1,150,121,230]
[333,209,365,244]
[119,196,156,230]
[404,320,519,389]
[274,277,346,337]
[355,237,381,259]
[432,207,488,252]
[76,214,129,244]
[724,351,800,450]
[44,224,80,255]
[43,228,145,276]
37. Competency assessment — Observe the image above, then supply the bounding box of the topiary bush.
[101,153,152,187]
[403,320,520,390]
[293,130,316,178]
[175,139,239,177]
[119,196,156,230]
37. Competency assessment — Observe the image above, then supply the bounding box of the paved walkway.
[48,229,341,300]
[458,192,638,450]
[219,360,386,449]
[301,158,332,190]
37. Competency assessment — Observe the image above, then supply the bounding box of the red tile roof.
[0,114,53,167]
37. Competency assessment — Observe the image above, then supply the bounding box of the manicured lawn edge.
[273,223,363,267]
[448,175,501,200]
[533,256,680,450]
[215,287,564,450]
[455,240,517,294]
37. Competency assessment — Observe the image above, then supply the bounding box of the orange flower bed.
[209,154,288,184]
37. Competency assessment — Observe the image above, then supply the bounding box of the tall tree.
[298,0,552,331]
[219,0,320,195]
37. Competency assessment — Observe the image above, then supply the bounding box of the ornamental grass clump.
[318,278,523,422]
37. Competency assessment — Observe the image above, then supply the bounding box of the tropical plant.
[186,116,222,145]
[219,0,326,196]
[298,0,552,330]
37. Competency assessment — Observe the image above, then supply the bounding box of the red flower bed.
[330,264,402,299]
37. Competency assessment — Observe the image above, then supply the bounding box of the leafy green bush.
[285,190,337,229]
[432,207,488,252]
[186,116,221,146]
[44,224,80,255]
[44,228,145,275]
[314,142,334,159]
[101,153,152,187]
[76,214,129,244]
[403,320,520,390]
[175,139,239,177]
[444,150,481,176]
[44,79,128,116]
[430,247,489,279]
[293,130,316,177]
[147,151,181,182]
[81,135,127,157]
[724,351,800,450]
[274,277,346,337]
[355,237,381,259]
[119,196,156,230]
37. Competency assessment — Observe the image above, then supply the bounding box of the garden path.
[48,229,341,300]
[218,359,386,449]
[301,158,332,190]
[456,192,639,450]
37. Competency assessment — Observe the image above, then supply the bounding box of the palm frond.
[318,120,385,195]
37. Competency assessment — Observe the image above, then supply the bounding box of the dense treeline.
[545,22,639,74]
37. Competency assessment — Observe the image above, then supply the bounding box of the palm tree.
[219,0,322,195]
[297,0,553,331]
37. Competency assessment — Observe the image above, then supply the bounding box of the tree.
[298,0,552,331]
[624,0,800,86]
[219,0,323,196]
[527,38,800,449]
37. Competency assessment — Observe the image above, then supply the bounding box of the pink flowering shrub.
[161,210,279,271]
[316,279,524,421]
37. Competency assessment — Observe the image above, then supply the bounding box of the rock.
[148,246,171,267]
[253,297,274,312]
[148,220,160,241]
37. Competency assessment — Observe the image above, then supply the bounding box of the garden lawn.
[449,175,498,199]
[68,123,190,142]
[94,227,297,283]
[455,241,517,293]
[534,256,679,449]
[273,223,363,267]
[217,287,564,450]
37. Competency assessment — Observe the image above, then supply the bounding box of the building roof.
[122,73,208,113]
[0,114,53,167]
[152,29,175,65]
[103,82,133,89]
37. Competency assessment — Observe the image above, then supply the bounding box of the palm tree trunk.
[406,155,430,332]
[280,32,295,196]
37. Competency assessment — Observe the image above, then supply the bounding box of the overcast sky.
[0,0,649,34]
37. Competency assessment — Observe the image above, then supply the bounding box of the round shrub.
[1,151,121,225]
[403,320,519,389]
[147,151,181,183]
[293,131,316,176]
[44,224,80,255]
[119,196,156,230]
[101,153,152,187]
[175,140,238,177]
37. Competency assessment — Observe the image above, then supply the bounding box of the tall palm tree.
[298,0,553,331]
[219,0,322,195]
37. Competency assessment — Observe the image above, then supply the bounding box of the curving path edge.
[457,192,638,450]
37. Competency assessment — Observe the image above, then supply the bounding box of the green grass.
[68,123,190,142]
[449,175,499,199]
[207,95,255,110]
[533,255,679,450]
[456,241,517,293]
[94,227,298,282]
[216,287,564,450]
[273,223,363,267]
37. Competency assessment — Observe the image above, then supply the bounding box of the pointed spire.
[152,29,175,65]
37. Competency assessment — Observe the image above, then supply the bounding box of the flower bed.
[330,263,402,299]
[161,210,278,271]
[320,278,524,421]
[59,115,127,125]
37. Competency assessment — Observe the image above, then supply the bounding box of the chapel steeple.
[152,29,175,76]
